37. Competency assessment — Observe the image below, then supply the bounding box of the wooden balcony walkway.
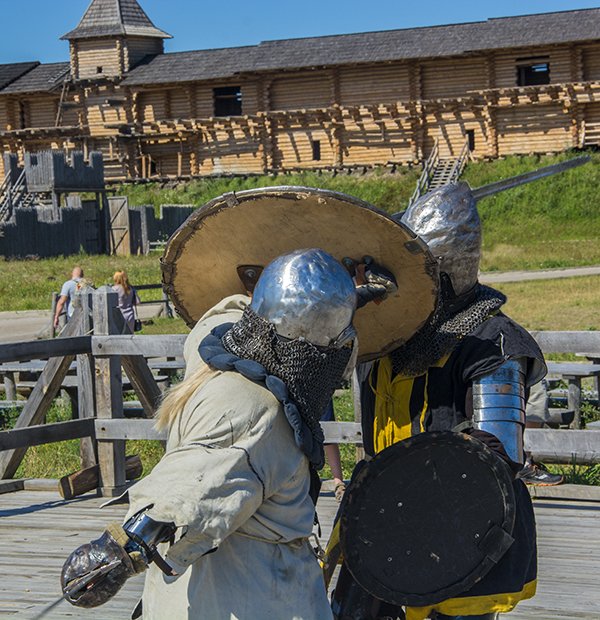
[0,490,599,619]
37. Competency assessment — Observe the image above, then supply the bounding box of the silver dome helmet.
[400,182,481,297]
[250,248,357,349]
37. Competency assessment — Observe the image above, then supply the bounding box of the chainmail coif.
[221,306,353,439]
[390,284,506,377]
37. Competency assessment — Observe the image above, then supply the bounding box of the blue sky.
[2,0,600,64]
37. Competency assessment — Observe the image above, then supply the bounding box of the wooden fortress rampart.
[2,1,600,181]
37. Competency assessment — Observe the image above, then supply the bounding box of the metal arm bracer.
[472,358,527,465]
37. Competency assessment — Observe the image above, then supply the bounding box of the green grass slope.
[119,151,600,272]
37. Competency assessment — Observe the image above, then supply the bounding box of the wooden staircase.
[409,138,470,206]
[582,121,600,147]
[0,170,37,222]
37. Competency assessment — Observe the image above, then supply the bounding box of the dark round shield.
[161,186,439,362]
[340,432,516,607]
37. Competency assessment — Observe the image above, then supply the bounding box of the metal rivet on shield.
[379,508,385,514]
[397,502,403,507]
[462,473,467,479]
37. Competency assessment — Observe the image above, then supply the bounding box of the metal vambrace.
[123,511,177,575]
[472,358,527,465]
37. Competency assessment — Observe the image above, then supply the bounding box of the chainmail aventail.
[200,307,352,467]
[390,284,506,377]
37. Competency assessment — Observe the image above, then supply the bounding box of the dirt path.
[480,265,600,284]
[0,266,599,344]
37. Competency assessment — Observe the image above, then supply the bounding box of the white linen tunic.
[126,296,332,619]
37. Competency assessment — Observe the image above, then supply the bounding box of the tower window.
[213,86,242,116]
[96,66,103,74]
[311,140,321,161]
[516,59,550,86]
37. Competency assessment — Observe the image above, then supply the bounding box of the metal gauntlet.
[61,513,176,608]
[472,358,527,465]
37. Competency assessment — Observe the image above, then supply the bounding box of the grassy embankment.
[1,152,599,482]
[2,151,600,313]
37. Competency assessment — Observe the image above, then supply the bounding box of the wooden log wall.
[84,86,127,137]
[340,104,414,165]
[496,103,572,154]
[494,47,573,88]
[5,42,600,183]
[338,64,410,106]
[421,57,488,99]
[75,39,121,79]
[425,107,488,158]
[124,37,163,72]
[270,73,333,110]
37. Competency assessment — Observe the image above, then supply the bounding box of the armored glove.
[62,512,177,608]
[61,523,146,608]
[343,256,398,309]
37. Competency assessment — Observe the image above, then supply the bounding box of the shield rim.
[339,431,517,607]
[161,185,439,362]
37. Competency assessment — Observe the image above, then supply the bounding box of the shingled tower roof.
[61,0,171,40]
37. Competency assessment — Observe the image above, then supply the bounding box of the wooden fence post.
[352,369,365,462]
[76,288,97,469]
[93,287,127,496]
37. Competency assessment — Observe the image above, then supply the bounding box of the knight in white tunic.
[60,248,395,619]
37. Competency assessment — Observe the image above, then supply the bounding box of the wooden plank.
[92,334,186,357]
[546,362,600,376]
[59,454,142,500]
[532,331,600,355]
[77,289,97,469]
[0,312,84,480]
[525,429,600,464]
[0,418,94,451]
[528,483,600,502]
[95,418,164,441]
[93,288,127,497]
[0,335,91,364]
[91,420,600,464]
[0,479,24,494]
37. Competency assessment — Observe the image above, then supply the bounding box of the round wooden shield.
[340,432,517,607]
[161,186,438,362]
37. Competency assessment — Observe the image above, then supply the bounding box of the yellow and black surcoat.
[359,313,543,619]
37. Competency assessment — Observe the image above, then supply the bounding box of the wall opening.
[516,58,550,86]
[466,129,476,151]
[96,66,103,74]
[311,139,321,161]
[213,86,242,116]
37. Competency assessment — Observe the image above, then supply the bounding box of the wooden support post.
[50,292,58,339]
[111,306,162,417]
[0,311,83,479]
[567,376,582,430]
[93,287,127,497]
[77,288,97,469]
[351,369,364,463]
[3,373,16,402]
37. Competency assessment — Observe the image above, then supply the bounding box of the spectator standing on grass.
[112,270,140,333]
[54,266,84,328]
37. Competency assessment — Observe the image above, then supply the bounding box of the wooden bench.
[545,362,600,428]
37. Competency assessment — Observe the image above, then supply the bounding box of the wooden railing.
[1,309,600,497]
[409,139,439,206]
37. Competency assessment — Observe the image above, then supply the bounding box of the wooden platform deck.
[1,490,599,619]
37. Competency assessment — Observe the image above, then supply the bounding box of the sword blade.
[30,559,123,620]
[472,156,590,201]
